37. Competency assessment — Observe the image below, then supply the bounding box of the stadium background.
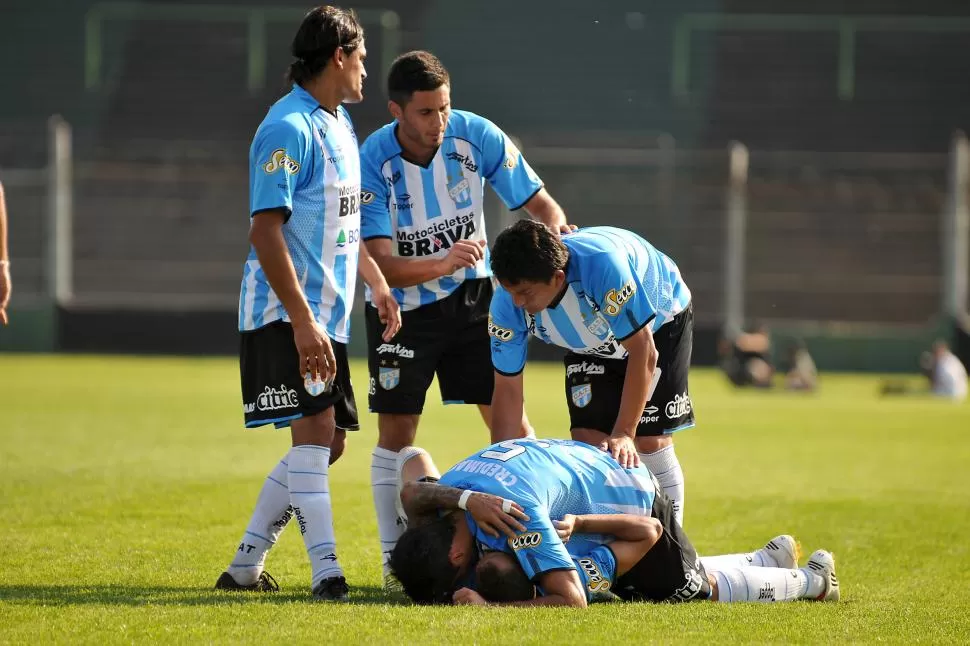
[1,0,970,372]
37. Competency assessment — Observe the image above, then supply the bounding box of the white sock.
[713,566,819,602]
[700,549,777,572]
[227,453,293,585]
[288,445,343,588]
[639,445,685,525]
[371,447,404,575]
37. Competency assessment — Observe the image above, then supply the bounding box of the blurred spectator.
[881,339,967,400]
[719,323,774,388]
[922,340,968,401]
[785,340,818,392]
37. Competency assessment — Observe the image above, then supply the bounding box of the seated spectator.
[719,323,774,388]
[785,340,817,392]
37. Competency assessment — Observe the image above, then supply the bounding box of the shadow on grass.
[0,584,411,607]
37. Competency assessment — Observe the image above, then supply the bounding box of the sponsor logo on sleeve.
[509,532,542,550]
[502,142,520,170]
[603,280,637,316]
[262,149,301,175]
[488,315,515,342]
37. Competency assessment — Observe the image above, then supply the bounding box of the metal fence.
[1,121,967,333]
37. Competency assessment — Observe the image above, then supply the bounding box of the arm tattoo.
[402,481,466,525]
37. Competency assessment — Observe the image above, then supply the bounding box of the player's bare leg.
[372,413,419,592]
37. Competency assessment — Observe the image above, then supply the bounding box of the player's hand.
[557,223,578,234]
[0,262,10,325]
[440,239,486,275]
[292,318,336,385]
[371,283,402,342]
[453,587,488,606]
[553,514,577,542]
[465,492,530,539]
[600,434,640,469]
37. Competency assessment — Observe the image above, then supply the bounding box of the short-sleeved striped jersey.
[359,110,542,311]
[239,84,361,342]
[438,438,656,581]
[489,227,691,375]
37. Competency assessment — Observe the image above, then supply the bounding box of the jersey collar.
[545,256,573,310]
[291,84,339,119]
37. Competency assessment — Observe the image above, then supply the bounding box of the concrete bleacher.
[0,2,966,326]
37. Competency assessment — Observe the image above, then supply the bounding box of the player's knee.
[290,409,336,447]
[636,435,672,454]
[377,414,419,450]
[329,430,347,464]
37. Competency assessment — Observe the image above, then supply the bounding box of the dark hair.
[491,219,569,285]
[389,517,460,604]
[286,6,364,85]
[387,50,450,106]
[476,553,535,603]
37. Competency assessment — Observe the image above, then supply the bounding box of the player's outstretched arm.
[364,237,484,289]
[490,372,527,442]
[606,326,659,467]
[521,188,571,234]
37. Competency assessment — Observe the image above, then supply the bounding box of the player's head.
[491,219,569,314]
[475,551,536,602]
[387,50,451,150]
[388,512,476,604]
[287,6,367,103]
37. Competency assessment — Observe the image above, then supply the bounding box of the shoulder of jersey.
[256,106,311,143]
[359,122,401,163]
[445,109,493,142]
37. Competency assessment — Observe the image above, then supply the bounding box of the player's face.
[501,271,566,315]
[395,85,451,150]
[340,43,367,104]
[448,515,477,573]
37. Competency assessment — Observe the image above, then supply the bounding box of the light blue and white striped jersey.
[489,227,691,375]
[438,439,656,581]
[359,110,542,311]
[238,84,361,342]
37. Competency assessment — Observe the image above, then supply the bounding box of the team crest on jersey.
[447,175,472,205]
[361,190,376,205]
[262,149,300,175]
[571,384,592,408]
[379,366,400,390]
[583,312,610,337]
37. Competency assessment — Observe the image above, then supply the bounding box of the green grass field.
[1,354,969,644]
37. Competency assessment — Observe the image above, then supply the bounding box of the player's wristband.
[458,490,474,511]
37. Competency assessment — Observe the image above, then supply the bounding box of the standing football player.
[357,50,572,591]
[488,221,694,526]
[214,5,399,601]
